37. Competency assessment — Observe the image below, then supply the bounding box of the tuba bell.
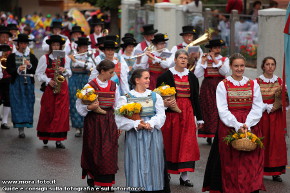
[0,57,7,69]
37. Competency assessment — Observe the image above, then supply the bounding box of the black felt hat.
[95,36,105,46]
[179,25,197,36]
[120,37,138,48]
[151,33,169,44]
[105,35,119,42]
[70,25,84,35]
[205,39,225,48]
[121,33,134,41]
[0,44,11,52]
[91,19,104,27]
[141,24,158,35]
[0,26,12,37]
[46,35,66,45]
[7,24,18,31]
[75,37,91,46]
[50,21,63,29]
[99,40,119,50]
[13,33,33,42]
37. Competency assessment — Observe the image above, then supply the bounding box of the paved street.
[0,49,289,193]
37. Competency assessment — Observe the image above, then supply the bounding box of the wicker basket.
[231,138,257,151]
[162,95,182,113]
[273,86,282,110]
[125,113,141,121]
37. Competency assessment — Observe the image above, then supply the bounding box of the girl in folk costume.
[68,25,85,55]
[157,50,203,187]
[134,33,173,90]
[202,53,265,193]
[87,19,104,50]
[195,39,229,145]
[89,39,130,95]
[36,35,72,149]
[6,34,38,138]
[76,60,120,189]
[69,37,94,137]
[118,33,135,55]
[256,57,288,182]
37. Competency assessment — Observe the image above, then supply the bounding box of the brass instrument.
[102,29,109,36]
[52,50,66,94]
[130,45,165,59]
[0,57,7,69]
[185,29,213,71]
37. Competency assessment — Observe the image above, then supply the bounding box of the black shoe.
[206,137,212,145]
[75,132,82,137]
[19,133,25,138]
[1,123,10,130]
[43,140,48,145]
[87,178,94,187]
[273,175,282,182]
[179,177,194,187]
[56,142,65,149]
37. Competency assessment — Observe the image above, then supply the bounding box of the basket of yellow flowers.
[116,102,142,120]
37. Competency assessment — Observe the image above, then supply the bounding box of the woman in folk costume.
[6,34,38,138]
[36,35,72,149]
[76,60,120,190]
[89,37,130,95]
[202,53,265,193]
[195,39,229,145]
[115,69,170,193]
[157,49,203,187]
[68,25,85,55]
[68,37,94,137]
[134,33,173,90]
[256,56,288,182]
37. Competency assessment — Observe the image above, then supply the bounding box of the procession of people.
[0,18,288,193]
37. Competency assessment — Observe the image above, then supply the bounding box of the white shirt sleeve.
[120,57,130,95]
[42,36,49,52]
[218,57,230,76]
[244,80,263,129]
[63,55,72,78]
[88,56,101,81]
[35,55,51,85]
[194,58,206,78]
[64,39,71,55]
[0,66,2,79]
[216,81,243,131]
[145,93,166,131]
[133,54,149,69]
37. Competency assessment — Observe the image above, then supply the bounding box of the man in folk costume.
[195,39,229,145]
[89,37,129,95]
[87,19,104,50]
[0,26,15,130]
[171,25,203,70]
[135,24,158,52]
[36,35,72,149]
[7,24,19,41]
[6,34,38,138]
[68,25,84,55]
[42,21,71,55]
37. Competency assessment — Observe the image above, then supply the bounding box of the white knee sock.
[180,172,188,181]
[2,107,10,124]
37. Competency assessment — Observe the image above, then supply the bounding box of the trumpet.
[73,49,97,57]
[0,57,7,69]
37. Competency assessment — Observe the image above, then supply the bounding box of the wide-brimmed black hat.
[75,37,91,46]
[152,33,169,44]
[50,21,63,29]
[91,19,104,27]
[141,24,158,35]
[121,33,134,41]
[46,35,66,45]
[7,24,18,31]
[99,40,119,50]
[105,35,119,42]
[0,44,11,52]
[205,39,225,48]
[0,26,12,37]
[179,26,196,36]
[120,37,138,48]
[13,33,33,42]
[96,36,105,46]
[70,25,84,35]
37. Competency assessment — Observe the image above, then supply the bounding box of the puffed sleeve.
[88,56,101,81]
[35,55,51,85]
[115,96,142,131]
[194,58,206,78]
[120,57,130,95]
[218,57,230,76]
[216,81,243,131]
[62,55,72,78]
[145,93,166,131]
[41,36,49,52]
[245,80,263,129]
[133,54,149,69]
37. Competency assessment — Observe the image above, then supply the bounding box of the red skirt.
[149,71,162,91]
[259,109,287,176]
[162,97,200,174]
[37,81,70,141]
[198,77,224,138]
[81,108,118,186]
[218,109,265,193]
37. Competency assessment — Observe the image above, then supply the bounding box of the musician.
[118,33,135,55]
[87,19,104,49]
[69,25,84,55]
[7,24,19,41]
[6,34,38,138]
[42,21,71,55]
[171,26,203,70]
[195,39,229,144]
[89,38,129,95]
[134,33,173,90]
[0,26,14,130]
[36,35,72,148]
[135,24,157,52]
[68,37,94,137]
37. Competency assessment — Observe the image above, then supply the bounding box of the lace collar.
[226,76,249,86]
[259,74,278,83]
[169,67,189,78]
[15,48,30,57]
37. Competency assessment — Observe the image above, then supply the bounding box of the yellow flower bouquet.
[223,130,264,151]
[116,102,142,120]
[76,86,106,114]
[153,84,182,113]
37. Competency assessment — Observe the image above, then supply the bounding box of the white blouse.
[88,53,129,95]
[194,55,229,78]
[133,48,174,70]
[76,77,120,117]
[115,89,166,132]
[35,54,72,85]
[15,49,32,75]
[216,76,263,131]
